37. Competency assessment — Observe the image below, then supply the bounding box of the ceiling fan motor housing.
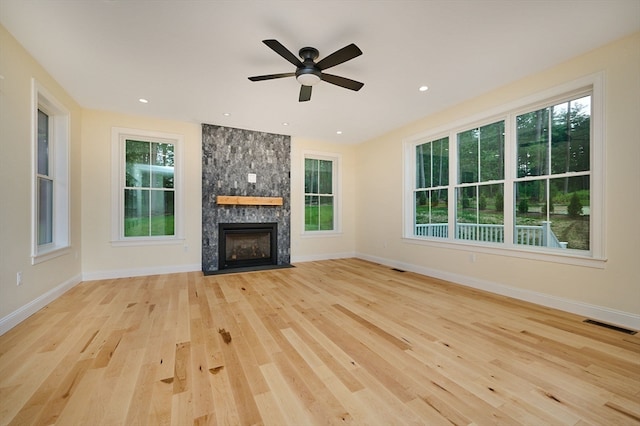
[296,47,322,85]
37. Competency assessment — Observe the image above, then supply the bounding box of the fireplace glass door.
[218,223,277,270]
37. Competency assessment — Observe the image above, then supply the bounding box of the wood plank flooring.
[1,258,639,425]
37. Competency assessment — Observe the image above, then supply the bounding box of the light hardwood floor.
[1,258,639,425]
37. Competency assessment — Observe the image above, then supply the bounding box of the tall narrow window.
[111,128,183,244]
[304,153,339,232]
[32,80,70,264]
[456,121,505,243]
[515,95,591,250]
[414,137,449,238]
[37,109,53,245]
[124,140,175,237]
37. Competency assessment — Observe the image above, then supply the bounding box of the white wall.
[354,32,640,328]
[0,25,82,329]
[290,138,357,261]
[80,110,202,279]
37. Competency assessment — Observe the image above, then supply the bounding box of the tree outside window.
[415,137,449,238]
[515,96,590,250]
[456,121,505,243]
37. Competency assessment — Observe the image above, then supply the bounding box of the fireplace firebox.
[218,223,277,270]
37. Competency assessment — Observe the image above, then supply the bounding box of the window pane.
[304,158,318,193]
[151,143,175,189]
[124,188,150,237]
[318,196,334,230]
[549,176,589,250]
[479,121,504,181]
[318,160,333,194]
[551,96,590,174]
[414,189,448,238]
[456,184,504,243]
[458,130,478,183]
[517,108,549,177]
[150,190,175,236]
[416,137,449,189]
[514,179,551,247]
[432,137,449,187]
[305,195,319,231]
[125,140,151,187]
[37,110,49,176]
[416,143,432,188]
[37,177,53,245]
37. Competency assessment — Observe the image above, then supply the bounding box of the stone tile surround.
[201,124,291,273]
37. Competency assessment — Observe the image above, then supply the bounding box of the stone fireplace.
[201,124,291,274]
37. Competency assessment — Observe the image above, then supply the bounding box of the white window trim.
[31,79,71,264]
[403,73,605,268]
[111,127,184,246]
[302,150,342,236]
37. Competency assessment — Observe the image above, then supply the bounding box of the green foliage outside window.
[305,158,334,231]
[124,139,175,237]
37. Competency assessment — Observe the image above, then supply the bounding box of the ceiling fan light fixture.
[296,71,321,86]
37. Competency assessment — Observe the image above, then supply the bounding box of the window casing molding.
[403,73,605,268]
[111,127,184,246]
[302,150,342,236]
[31,79,71,264]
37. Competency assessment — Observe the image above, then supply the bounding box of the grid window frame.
[403,73,604,267]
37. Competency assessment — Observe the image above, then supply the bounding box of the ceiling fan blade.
[316,43,362,70]
[248,72,295,82]
[320,73,364,91]
[299,85,312,102]
[263,39,304,67]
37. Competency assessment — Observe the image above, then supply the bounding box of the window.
[514,96,591,250]
[456,121,505,243]
[415,137,449,238]
[404,74,603,264]
[304,153,339,233]
[112,128,183,244]
[32,80,70,264]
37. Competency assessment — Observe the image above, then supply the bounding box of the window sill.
[32,246,71,265]
[301,230,343,238]
[403,236,607,269]
[111,237,185,247]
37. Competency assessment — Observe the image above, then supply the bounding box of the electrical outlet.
[16,272,22,286]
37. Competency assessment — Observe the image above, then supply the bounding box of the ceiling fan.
[248,39,364,102]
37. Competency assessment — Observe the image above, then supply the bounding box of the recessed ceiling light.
[282,122,289,126]
[336,130,343,135]
[222,112,230,117]
[138,98,149,103]
[419,86,429,92]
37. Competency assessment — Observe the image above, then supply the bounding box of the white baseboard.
[82,263,202,281]
[357,253,640,332]
[0,274,82,336]
[291,252,356,264]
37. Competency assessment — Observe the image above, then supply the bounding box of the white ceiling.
[2,0,639,144]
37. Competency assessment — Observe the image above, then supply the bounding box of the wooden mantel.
[216,195,283,206]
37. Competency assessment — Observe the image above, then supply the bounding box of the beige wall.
[0,25,82,319]
[80,110,201,278]
[290,138,357,261]
[354,32,640,321]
